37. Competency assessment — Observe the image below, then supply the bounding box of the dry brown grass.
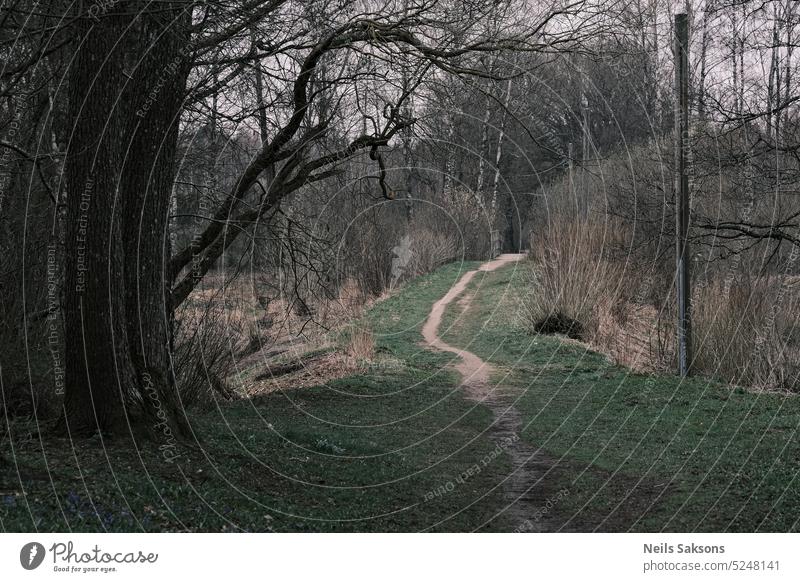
[592,302,663,372]
[345,324,375,363]
[178,270,385,401]
[689,276,800,392]
[240,351,361,397]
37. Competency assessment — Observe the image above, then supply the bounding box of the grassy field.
[3,259,799,532]
[440,260,800,532]
[1,261,512,532]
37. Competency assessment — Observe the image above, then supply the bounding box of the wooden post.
[675,13,692,377]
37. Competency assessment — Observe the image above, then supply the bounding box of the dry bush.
[343,205,403,297]
[523,217,629,342]
[437,188,496,259]
[339,199,473,297]
[311,184,496,301]
[405,226,459,279]
[689,277,800,392]
[173,295,241,408]
[306,277,364,332]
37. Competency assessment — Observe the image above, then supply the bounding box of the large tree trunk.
[61,4,190,440]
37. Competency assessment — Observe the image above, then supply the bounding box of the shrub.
[172,296,238,409]
[405,227,459,280]
[523,218,626,342]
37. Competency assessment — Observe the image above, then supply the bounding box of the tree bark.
[61,3,190,440]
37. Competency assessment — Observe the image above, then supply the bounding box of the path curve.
[422,253,558,532]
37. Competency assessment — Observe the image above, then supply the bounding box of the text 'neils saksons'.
[644,543,725,554]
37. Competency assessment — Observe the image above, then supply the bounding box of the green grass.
[440,260,800,532]
[1,261,511,532]
[5,259,798,532]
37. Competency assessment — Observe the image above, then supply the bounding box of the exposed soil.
[421,254,565,532]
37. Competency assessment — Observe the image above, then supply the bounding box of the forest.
[1,0,799,533]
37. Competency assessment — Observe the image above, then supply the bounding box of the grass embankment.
[1,262,511,532]
[440,260,800,532]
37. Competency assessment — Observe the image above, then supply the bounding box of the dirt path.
[421,254,560,532]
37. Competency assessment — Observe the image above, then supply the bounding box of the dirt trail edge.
[421,254,560,532]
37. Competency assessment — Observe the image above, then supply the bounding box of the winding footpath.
[421,254,559,532]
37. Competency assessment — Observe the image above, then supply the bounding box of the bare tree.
[42,0,606,437]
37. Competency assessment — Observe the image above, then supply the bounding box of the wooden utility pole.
[567,141,575,212]
[675,13,692,377]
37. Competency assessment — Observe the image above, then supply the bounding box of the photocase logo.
[20,542,46,570]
